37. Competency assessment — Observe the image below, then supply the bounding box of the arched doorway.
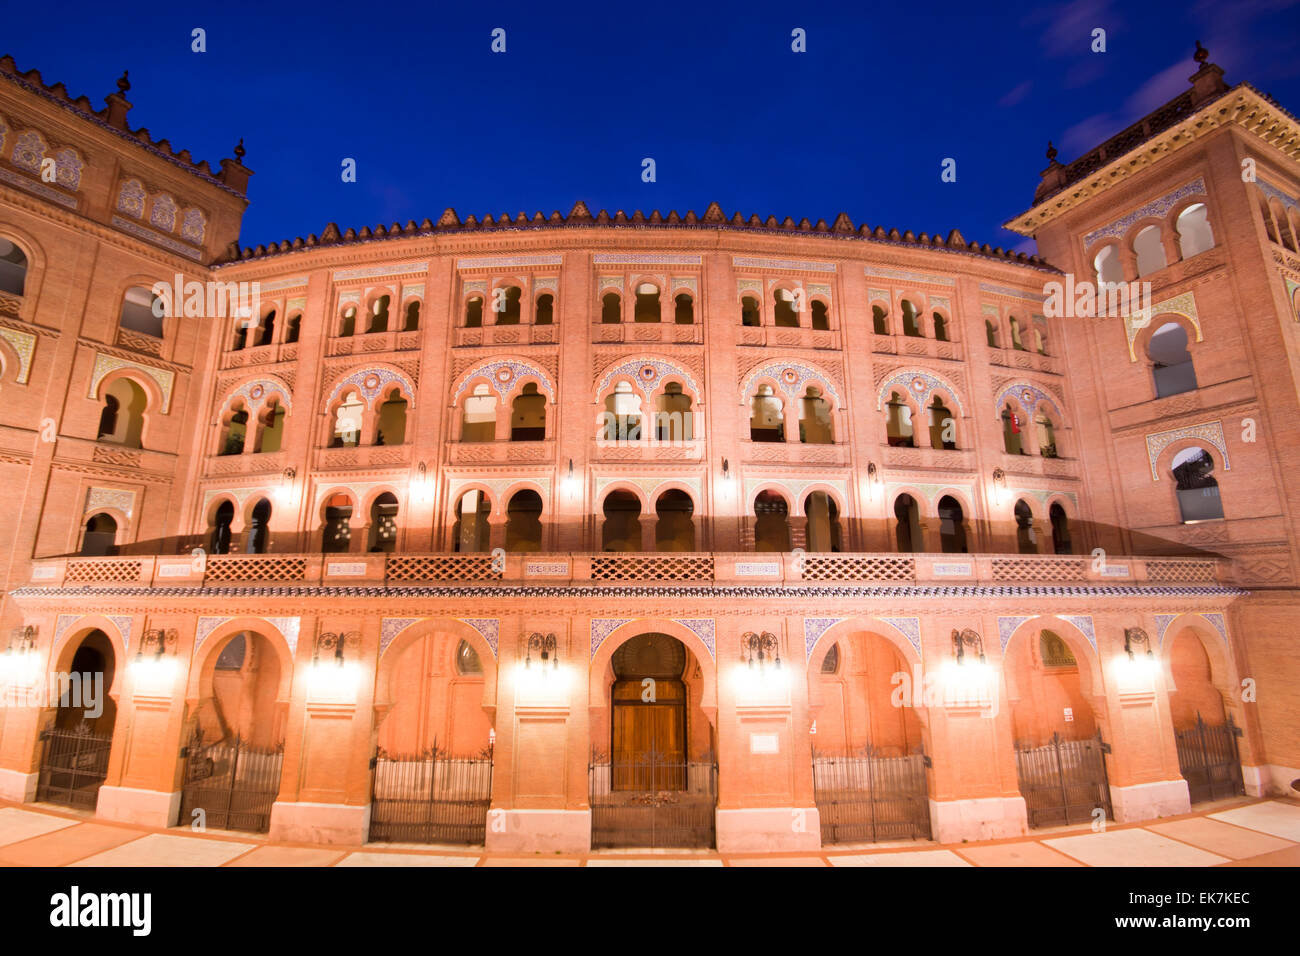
[179,630,286,833]
[1166,626,1245,803]
[370,630,494,844]
[589,633,716,848]
[36,629,118,809]
[808,631,931,842]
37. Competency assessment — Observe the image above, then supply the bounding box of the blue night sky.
[6,0,1299,253]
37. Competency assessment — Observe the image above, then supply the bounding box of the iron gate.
[178,731,284,833]
[1015,731,1113,828]
[1175,713,1245,804]
[369,745,494,845]
[36,724,113,809]
[812,747,932,843]
[589,749,717,848]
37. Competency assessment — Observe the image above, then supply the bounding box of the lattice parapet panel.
[386,556,501,583]
[801,555,915,582]
[991,557,1087,583]
[1145,560,1218,584]
[590,555,715,582]
[204,556,307,582]
[64,559,143,584]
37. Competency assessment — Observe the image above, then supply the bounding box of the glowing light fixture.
[1123,627,1153,662]
[952,627,986,666]
[742,631,781,672]
[524,631,559,671]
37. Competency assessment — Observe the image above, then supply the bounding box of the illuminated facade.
[0,47,1297,852]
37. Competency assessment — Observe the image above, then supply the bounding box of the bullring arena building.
[0,45,1299,854]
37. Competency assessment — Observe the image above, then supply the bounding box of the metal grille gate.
[369,746,494,845]
[36,725,113,809]
[1015,731,1113,828]
[812,747,932,843]
[589,749,718,848]
[178,731,284,833]
[1175,713,1245,804]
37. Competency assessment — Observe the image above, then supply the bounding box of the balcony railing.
[23,551,1226,590]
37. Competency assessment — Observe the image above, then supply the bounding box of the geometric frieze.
[740,359,842,407]
[88,353,176,413]
[876,367,965,416]
[0,326,35,383]
[1124,290,1202,362]
[1146,420,1229,480]
[743,476,848,511]
[333,262,430,282]
[865,266,952,286]
[326,365,418,408]
[1085,176,1206,247]
[992,381,1062,422]
[735,256,836,273]
[452,358,555,402]
[597,357,700,399]
[85,486,136,520]
[595,475,703,505]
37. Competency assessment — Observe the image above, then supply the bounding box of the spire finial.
[234,137,246,161]
[1194,40,1208,64]
[1046,140,1058,162]
[116,70,130,94]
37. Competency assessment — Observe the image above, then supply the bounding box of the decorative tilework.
[978,283,1045,302]
[597,276,624,292]
[593,254,701,265]
[1154,614,1178,648]
[224,376,293,414]
[110,216,203,260]
[401,283,425,300]
[880,618,922,659]
[673,619,715,659]
[327,366,418,408]
[867,288,890,302]
[194,617,232,656]
[1085,177,1207,246]
[1058,615,1097,653]
[334,262,429,281]
[736,278,762,297]
[150,195,177,233]
[1013,488,1080,509]
[876,368,965,416]
[1200,613,1228,647]
[264,617,301,655]
[993,381,1062,422]
[457,255,563,269]
[981,303,1000,317]
[1146,420,1229,480]
[0,326,35,383]
[1257,180,1300,212]
[447,475,552,506]
[0,115,6,155]
[11,129,45,172]
[998,616,1036,651]
[181,208,205,244]
[803,617,844,661]
[597,358,699,398]
[743,477,848,510]
[0,167,76,208]
[532,277,558,293]
[85,487,135,520]
[741,360,841,406]
[260,276,310,293]
[54,614,78,646]
[736,256,836,273]
[107,616,133,654]
[1124,291,1201,362]
[88,353,175,413]
[591,619,634,658]
[930,296,950,311]
[453,359,554,402]
[458,618,499,657]
[671,277,698,294]
[53,148,82,191]
[595,475,703,504]
[116,179,145,218]
[865,267,952,286]
[807,283,831,297]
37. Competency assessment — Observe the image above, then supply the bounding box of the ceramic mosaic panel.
[88,353,175,413]
[116,179,146,218]
[741,360,841,406]
[0,326,35,383]
[1124,290,1201,362]
[85,487,135,520]
[735,256,836,273]
[327,366,418,407]
[597,358,699,398]
[876,368,965,416]
[674,619,716,659]
[1085,177,1207,246]
[1146,420,1229,480]
[865,267,953,286]
[11,129,46,172]
[453,359,554,402]
[457,255,563,269]
[150,195,177,233]
[993,382,1062,422]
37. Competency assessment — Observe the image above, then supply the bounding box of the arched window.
[1009,315,1026,350]
[885,391,914,447]
[220,407,248,455]
[753,491,790,552]
[655,489,695,551]
[404,300,421,331]
[932,313,949,341]
[811,300,829,331]
[339,306,357,337]
[601,292,621,324]
[322,494,353,553]
[937,495,967,553]
[901,300,922,337]
[209,500,234,555]
[254,309,276,347]
[456,639,483,675]
[1002,403,1025,455]
[0,238,28,296]
[1149,321,1197,397]
[774,289,799,328]
[821,643,840,674]
[1014,499,1036,554]
[872,305,889,335]
[655,382,693,442]
[602,490,641,552]
[465,296,484,328]
[985,319,999,348]
[368,492,398,552]
[804,491,841,553]
[453,490,490,552]
[1094,243,1123,285]
[119,286,164,339]
[633,283,660,323]
[927,397,956,450]
[1040,631,1076,667]
[741,295,761,327]
[495,286,522,325]
[285,313,301,344]
[893,494,922,553]
[1036,414,1058,458]
[674,293,694,325]
[535,293,554,325]
[603,381,641,441]
[81,514,118,556]
[799,387,834,444]
[375,391,407,446]
[1133,224,1167,276]
[247,498,271,554]
[461,383,497,442]
[750,386,784,442]
[511,383,546,441]
[98,378,147,447]
[506,489,543,552]
[331,392,364,447]
[1050,502,1072,554]
[1172,447,1224,522]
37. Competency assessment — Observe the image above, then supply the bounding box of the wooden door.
[611,679,686,790]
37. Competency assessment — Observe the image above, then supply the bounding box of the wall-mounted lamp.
[0,624,39,688]
[417,461,427,479]
[867,461,882,498]
[952,627,986,666]
[282,466,297,484]
[1123,627,1153,661]
[562,459,578,495]
[991,468,1007,504]
[314,630,360,668]
[721,458,731,481]
[137,627,177,662]
[741,631,781,671]
[5,625,37,657]
[524,632,559,671]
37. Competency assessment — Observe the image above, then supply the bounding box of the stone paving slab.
[586,858,725,867]
[334,851,479,867]
[224,845,349,867]
[726,856,829,866]
[1043,828,1229,867]
[951,841,1084,866]
[70,832,257,867]
[0,807,80,847]
[1146,817,1296,859]
[830,849,971,867]
[479,856,582,866]
[0,822,144,866]
[1208,802,1300,842]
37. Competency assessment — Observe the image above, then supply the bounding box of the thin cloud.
[999,81,1034,108]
